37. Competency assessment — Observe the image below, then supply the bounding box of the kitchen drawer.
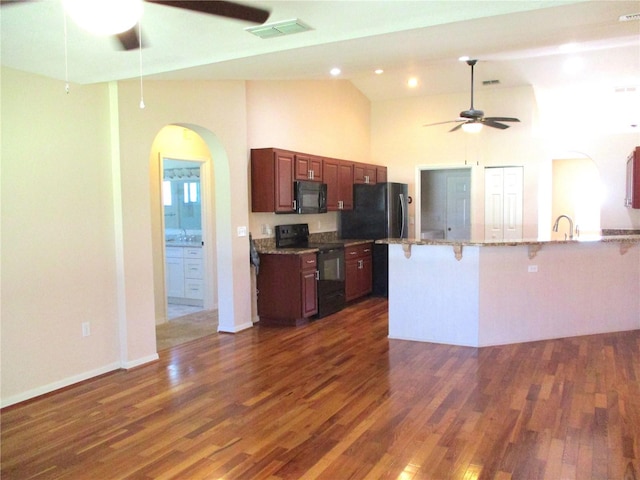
[299,253,317,269]
[184,279,204,299]
[345,243,372,259]
[184,247,202,258]
[184,259,203,279]
[166,246,184,258]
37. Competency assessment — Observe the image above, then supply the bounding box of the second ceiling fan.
[424,59,520,132]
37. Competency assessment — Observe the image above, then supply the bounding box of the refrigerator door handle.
[399,193,407,238]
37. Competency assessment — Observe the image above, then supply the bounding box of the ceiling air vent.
[246,19,313,39]
[619,12,640,22]
[482,79,500,86]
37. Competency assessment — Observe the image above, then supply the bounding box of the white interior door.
[484,166,523,240]
[485,168,505,240]
[502,167,523,240]
[446,175,471,240]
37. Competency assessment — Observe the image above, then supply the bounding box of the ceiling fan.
[0,0,271,51]
[424,59,520,133]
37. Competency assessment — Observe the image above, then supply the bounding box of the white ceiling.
[1,0,639,102]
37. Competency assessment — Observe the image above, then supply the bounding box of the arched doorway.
[149,124,240,346]
[551,154,603,239]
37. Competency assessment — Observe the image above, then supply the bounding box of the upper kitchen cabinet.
[353,164,387,184]
[324,157,354,211]
[295,153,323,182]
[376,166,387,183]
[625,146,640,209]
[353,163,377,185]
[251,148,296,213]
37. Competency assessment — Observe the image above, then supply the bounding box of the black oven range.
[275,224,345,318]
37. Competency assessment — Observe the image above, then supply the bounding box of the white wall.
[1,68,121,404]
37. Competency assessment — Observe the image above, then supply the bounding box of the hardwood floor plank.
[2,297,639,480]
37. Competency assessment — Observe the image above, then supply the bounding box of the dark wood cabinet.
[323,158,354,211]
[257,253,318,325]
[353,163,377,185]
[251,148,295,213]
[252,147,386,213]
[294,153,323,182]
[376,166,387,183]
[345,243,373,302]
[625,146,640,209]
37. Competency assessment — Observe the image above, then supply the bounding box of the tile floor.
[157,304,217,351]
[167,303,204,320]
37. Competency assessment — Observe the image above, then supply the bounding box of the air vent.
[245,19,313,39]
[619,12,640,21]
[482,79,500,86]
[615,86,638,93]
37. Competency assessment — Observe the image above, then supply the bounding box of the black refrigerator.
[339,182,409,297]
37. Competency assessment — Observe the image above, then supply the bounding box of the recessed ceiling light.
[407,77,418,88]
[375,69,384,75]
[330,67,341,76]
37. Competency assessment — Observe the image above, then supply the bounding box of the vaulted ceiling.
[1,1,639,102]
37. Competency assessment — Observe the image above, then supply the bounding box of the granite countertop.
[377,234,640,247]
[165,241,203,248]
[256,239,374,255]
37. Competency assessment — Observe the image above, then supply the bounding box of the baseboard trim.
[1,353,161,408]
[218,321,253,333]
[122,353,159,370]
[1,361,121,409]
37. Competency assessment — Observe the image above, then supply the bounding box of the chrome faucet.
[553,215,574,240]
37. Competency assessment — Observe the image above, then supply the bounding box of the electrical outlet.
[82,322,91,337]
[528,265,538,273]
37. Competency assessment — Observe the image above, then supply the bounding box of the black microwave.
[293,180,327,214]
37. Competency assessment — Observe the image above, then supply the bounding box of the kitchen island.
[378,235,640,347]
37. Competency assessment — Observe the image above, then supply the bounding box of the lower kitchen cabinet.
[257,253,318,325]
[345,243,373,302]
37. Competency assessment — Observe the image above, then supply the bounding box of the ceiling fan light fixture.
[461,122,483,133]
[63,0,143,36]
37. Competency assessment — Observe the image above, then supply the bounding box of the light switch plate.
[237,226,247,237]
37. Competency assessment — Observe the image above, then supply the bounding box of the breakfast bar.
[378,235,640,347]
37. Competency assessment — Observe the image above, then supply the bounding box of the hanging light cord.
[138,20,145,109]
[63,9,69,94]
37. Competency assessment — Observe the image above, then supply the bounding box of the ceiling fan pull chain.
[138,20,145,109]
[63,10,69,94]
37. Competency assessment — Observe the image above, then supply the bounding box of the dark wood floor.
[2,297,639,479]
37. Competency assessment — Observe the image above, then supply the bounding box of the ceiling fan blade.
[115,26,141,50]
[484,116,520,123]
[146,0,270,24]
[483,120,510,130]
[423,119,464,127]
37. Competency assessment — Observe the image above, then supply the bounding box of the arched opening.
[551,154,603,239]
[149,124,237,347]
